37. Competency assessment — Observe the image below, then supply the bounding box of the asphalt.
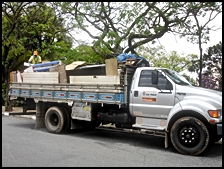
[2,106,36,120]
[2,106,222,144]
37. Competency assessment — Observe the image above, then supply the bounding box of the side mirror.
[152,70,158,85]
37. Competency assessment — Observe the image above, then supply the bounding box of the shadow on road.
[63,127,222,157]
[5,116,222,158]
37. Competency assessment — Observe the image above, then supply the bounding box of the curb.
[2,112,36,120]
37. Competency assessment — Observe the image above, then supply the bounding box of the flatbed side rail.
[9,82,126,105]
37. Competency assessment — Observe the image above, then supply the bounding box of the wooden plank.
[12,71,17,82]
[65,61,86,70]
[70,75,120,84]
[22,72,58,83]
[49,64,67,83]
[105,58,118,76]
[10,72,13,82]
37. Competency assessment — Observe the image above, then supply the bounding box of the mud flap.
[217,124,222,135]
[165,132,169,148]
[35,102,46,129]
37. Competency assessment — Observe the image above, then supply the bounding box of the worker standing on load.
[28,51,42,64]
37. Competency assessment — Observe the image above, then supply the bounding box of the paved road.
[2,115,223,167]
[2,106,222,145]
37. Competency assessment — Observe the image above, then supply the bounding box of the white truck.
[9,62,222,156]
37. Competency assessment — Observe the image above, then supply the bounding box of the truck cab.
[129,67,222,155]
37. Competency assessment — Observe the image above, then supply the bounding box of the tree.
[175,2,222,87]
[196,41,222,91]
[56,2,222,59]
[59,2,200,56]
[2,2,73,111]
[62,45,110,65]
[136,45,198,84]
[137,45,197,72]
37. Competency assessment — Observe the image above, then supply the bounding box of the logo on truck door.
[142,91,157,102]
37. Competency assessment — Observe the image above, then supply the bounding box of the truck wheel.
[45,106,65,133]
[61,107,71,131]
[170,116,209,156]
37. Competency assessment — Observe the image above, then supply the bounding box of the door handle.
[134,91,138,97]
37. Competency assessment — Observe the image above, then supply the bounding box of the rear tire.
[170,116,209,156]
[45,106,66,133]
[61,107,71,131]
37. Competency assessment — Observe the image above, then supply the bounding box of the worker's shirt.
[29,55,42,64]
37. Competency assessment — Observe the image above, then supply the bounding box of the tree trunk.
[4,74,13,112]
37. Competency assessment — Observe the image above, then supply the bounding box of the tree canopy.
[196,41,222,91]
[58,2,221,56]
[2,2,222,110]
[2,2,73,110]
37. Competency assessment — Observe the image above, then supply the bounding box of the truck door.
[130,69,175,119]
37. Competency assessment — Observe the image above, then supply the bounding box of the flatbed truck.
[8,64,222,156]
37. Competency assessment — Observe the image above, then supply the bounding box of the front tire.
[45,106,66,133]
[170,116,209,156]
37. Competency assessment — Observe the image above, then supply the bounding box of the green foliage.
[136,45,197,73]
[2,2,79,110]
[182,73,196,85]
[136,45,198,84]
[2,2,73,70]
[175,2,222,86]
[2,2,222,109]
[59,2,204,54]
[197,41,222,90]
[55,2,222,57]
[71,45,106,64]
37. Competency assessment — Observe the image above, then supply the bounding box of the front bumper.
[217,124,222,135]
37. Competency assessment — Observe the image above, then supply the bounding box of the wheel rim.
[179,126,199,147]
[49,112,59,127]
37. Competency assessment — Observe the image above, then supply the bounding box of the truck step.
[97,124,165,137]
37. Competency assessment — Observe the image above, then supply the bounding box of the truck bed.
[9,82,126,105]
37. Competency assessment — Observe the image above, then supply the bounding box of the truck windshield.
[162,69,192,86]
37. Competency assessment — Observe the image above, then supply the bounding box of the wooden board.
[105,58,118,76]
[65,61,86,70]
[49,64,67,83]
[10,72,13,82]
[70,75,120,84]
[22,72,59,83]
[10,71,17,82]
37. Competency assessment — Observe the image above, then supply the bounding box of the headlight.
[208,110,221,118]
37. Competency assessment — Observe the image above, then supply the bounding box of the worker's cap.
[33,51,38,55]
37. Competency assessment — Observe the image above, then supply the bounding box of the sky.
[136,13,222,56]
[159,13,222,80]
[158,21,222,55]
